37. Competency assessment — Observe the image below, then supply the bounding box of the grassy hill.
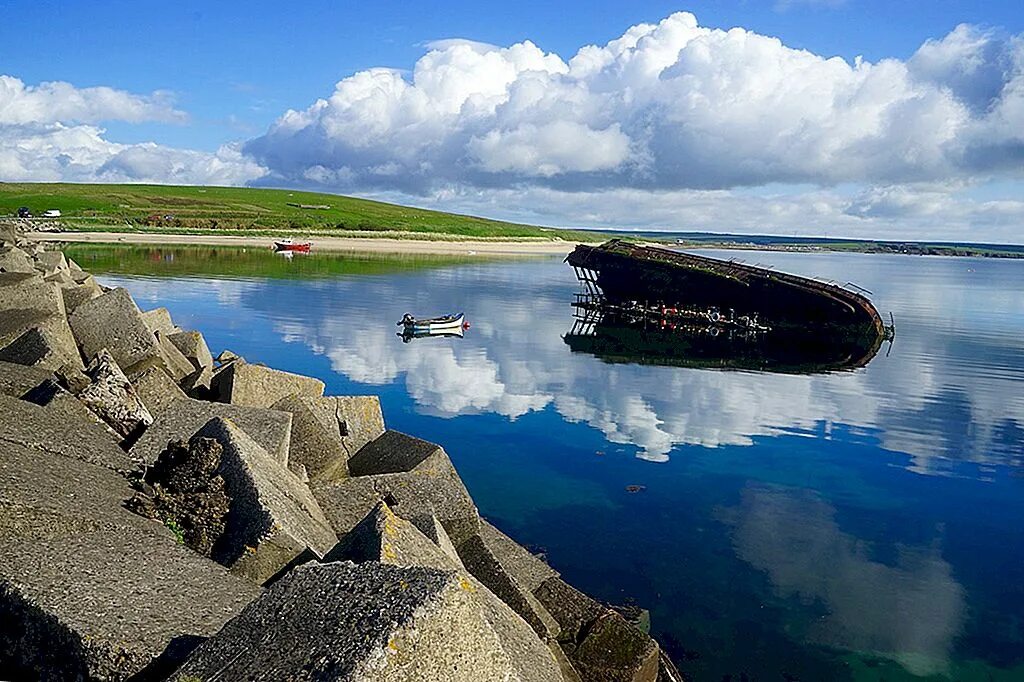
[0,182,601,241]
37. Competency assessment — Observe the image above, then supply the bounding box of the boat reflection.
[564,303,884,374]
[397,326,466,344]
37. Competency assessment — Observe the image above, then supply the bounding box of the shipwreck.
[565,240,891,373]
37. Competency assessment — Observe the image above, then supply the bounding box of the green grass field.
[0,182,604,241]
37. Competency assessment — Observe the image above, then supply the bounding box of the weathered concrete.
[535,577,660,682]
[173,561,525,681]
[132,368,293,467]
[271,394,385,479]
[60,277,102,314]
[212,360,325,408]
[326,503,563,682]
[347,428,439,477]
[0,324,82,371]
[32,250,67,276]
[68,287,162,372]
[0,271,66,318]
[180,363,214,398]
[195,418,336,584]
[324,501,456,569]
[0,247,35,273]
[126,435,231,556]
[78,349,154,441]
[458,532,560,639]
[0,442,260,681]
[411,513,465,568]
[314,434,480,546]
[167,329,213,371]
[156,329,197,381]
[0,360,52,398]
[478,519,560,593]
[141,306,176,335]
[0,392,131,471]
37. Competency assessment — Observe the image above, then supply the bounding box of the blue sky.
[2,1,1023,240]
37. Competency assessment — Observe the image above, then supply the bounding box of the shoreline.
[32,230,593,257]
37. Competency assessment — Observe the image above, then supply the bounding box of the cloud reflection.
[718,485,965,676]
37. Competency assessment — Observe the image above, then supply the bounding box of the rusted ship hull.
[566,240,886,344]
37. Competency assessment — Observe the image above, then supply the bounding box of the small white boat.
[398,312,466,334]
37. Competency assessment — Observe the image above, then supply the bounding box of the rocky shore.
[0,226,682,681]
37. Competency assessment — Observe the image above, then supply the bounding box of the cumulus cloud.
[0,75,186,125]
[245,12,1024,196]
[0,75,266,185]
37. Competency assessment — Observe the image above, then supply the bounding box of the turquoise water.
[82,248,1024,681]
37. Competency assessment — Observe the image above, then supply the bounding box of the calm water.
[72,246,1024,682]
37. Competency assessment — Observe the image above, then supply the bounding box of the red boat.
[273,239,312,253]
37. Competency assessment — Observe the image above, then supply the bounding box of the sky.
[1,0,1023,242]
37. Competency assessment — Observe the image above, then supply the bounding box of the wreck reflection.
[563,306,885,374]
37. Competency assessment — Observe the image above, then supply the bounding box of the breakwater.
[0,226,680,681]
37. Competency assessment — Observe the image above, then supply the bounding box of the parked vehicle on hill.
[42,209,61,218]
[17,206,31,218]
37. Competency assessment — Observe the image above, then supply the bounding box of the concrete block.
[60,277,102,315]
[323,501,456,570]
[212,361,324,408]
[43,269,76,287]
[0,324,83,372]
[313,436,480,546]
[0,360,52,398]
[478,520,560,593]
[156,330,196,381]
[0,247,35,273]
[410,513,465,568]
[0,271,66,318]
[271,394,384,479]
[173,561,522,682]
[458,532,560,639]
[32,250,67,276]
[180,364,214,398]
[68,287,161,372]
[347,428,437,477]
[141,306,176,335]
[77,349,154,442]
[0,443,260,680]
[194,418,336,584]
[534,577,660,682]
[325,503,564,682]
[167,330,213,371]
[131,370,292,467]
[0,389,131,470]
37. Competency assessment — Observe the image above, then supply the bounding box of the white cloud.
[0,74,266,185]
[0,123,266,185]
[0,75,186,125]
[245,13,1024,196]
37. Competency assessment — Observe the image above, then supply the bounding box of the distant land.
[2,182,1021,258]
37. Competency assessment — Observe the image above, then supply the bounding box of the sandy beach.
[32,231,592,257]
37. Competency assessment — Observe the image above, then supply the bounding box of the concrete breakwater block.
[0,443,260,681]
[272,394,385,479]
[0,393,132,471]
[535,577,660,682]
[77,349,154,441]
[173,561,524,682]
[0,360,52,397]
[68,287,162,372]
[168,329,214,372]
[194,417,337,584]
[32,250,67,276]
[313,430,480,546]
[0,246,35,273]
[141,306,177,335]
[60,276,102,315]
[132,368,293,467]
[458,531,560,639]
[0,324,82,371]
[156,329,198,381]
[212,360,325,408]
[0,272,66,318]
[324,502,564,682]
